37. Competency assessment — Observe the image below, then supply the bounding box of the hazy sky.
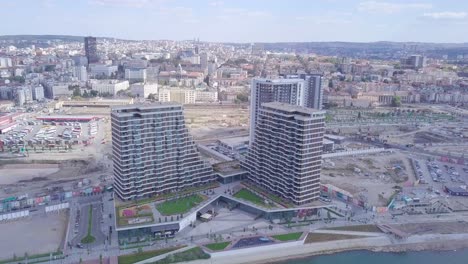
[2,0,468,43]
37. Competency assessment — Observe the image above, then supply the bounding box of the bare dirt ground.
[184,105,249,140]
[0,164,60,185]
[0,212,67,259]
[0,159,108,197]
[394,221,468,235]
[322,152,416,206]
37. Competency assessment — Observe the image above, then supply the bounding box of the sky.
[1,0,468,43]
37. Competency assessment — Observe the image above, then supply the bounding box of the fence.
[0,210,29,221]
[322,148,387,158]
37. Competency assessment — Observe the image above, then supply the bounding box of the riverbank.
[276,249,468,264]
[183,232,468,264]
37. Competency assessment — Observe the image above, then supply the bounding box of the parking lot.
[0,118,103,153]
[407,157,467,196]
[426,160,468,187]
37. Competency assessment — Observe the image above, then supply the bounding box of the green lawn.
[204,241,230,251]
[305,233,365,244]
[81,205,96,244]
[271,232,303,241]
[117,183,219,208]
[325,225,381,233]
[118,246,183,264]
[242,183,294,207]
[0,252,63,264]
[156,194,204,215]
[233,188,266,206]
[151,247,210,264]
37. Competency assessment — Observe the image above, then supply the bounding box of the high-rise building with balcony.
[242,102,325,205]
[111,103,215,200]
[249,78,305,144]
[284,74,323,110]
[84,36,99,64]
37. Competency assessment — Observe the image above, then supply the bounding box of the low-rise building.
[89,64,118,77]
[91,80,129,96]
[130,83,158,98]
[195,90,218,103]
[32,85,45,101]
[125,68,147,83]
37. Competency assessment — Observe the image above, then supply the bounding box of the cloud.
[219,8,272,19]
[296,12,353,25]
[296,16,352,25]
[423,12,468,19]
[89,0,164,8]
[158,6,193,17]
[209,1,223,7]
[358,1,432,14]
[246,11,271,18]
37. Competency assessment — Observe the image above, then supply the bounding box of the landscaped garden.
[118,246,184,264]
[241,182,294,207]
[305,232,365,243]
[117,204,154,226]
[233,188,269,207]
[204,241,231,251]
[271,232,303,241]
[118,182,219,207]
[156,194,205,215]
[150,247,210,264]
[81,205,96,244]
[325,224,381,233]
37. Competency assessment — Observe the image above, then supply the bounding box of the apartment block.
[250,78,305,144]
[242,102,325,205]
[111,103,215,200]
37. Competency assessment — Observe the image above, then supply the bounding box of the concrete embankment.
[183,232,468,264]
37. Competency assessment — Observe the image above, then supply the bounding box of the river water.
[275,249,468,264]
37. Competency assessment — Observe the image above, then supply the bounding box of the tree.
[391,96,401,107]
[147,93,156,100]
[236,93,249,103]
[8,76,25,84]
[72,87,81,97]
[90,90,99,97]
[44,65,56,72]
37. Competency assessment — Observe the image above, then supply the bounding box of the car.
[76,243,84,248]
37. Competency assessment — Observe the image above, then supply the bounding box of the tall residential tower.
[249,78,305,144]
[111,103,215,200]
[84,36,99,65]
[242,102,325,205]
[284,74,323,110]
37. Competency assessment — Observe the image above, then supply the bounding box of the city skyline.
[1,0,468,43]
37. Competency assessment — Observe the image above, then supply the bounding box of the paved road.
[70,200,106,248]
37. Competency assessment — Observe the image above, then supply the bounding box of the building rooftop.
[253,78,304,84]
[36,115,97,121]
[262,102,325,115]
[111,102,182,111]
[217,136,250,148]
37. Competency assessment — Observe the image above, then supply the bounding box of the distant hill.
[0,35,84,41]
[0,35,122,42]
[0,35,126,48]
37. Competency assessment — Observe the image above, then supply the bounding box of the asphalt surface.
[70,199,106,248]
